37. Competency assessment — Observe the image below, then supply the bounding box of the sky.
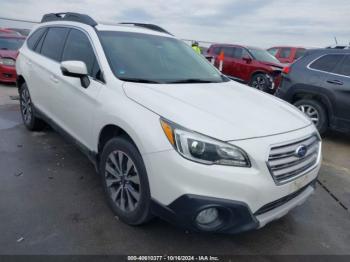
[0,0,349,48]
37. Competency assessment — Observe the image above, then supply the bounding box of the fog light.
[196,207,219,225]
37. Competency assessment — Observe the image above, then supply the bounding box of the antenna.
[334,36,338,45]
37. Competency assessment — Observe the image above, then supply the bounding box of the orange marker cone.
[218,51,225,61]
[218,51,224,71]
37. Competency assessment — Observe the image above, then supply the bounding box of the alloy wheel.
[297,104,319,126]
[252,76,266,90]
[105,150,141,212]
[20,88,32,125]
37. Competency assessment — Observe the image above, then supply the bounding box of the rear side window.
[295,48,306,60]
[309,54,345,72]
[333,55,350,76]
[62,29,98,77]
[221,47,234,58]
[279,48,292,58]
[213,47,221,55]
[34,30,47,53]
[40,27,69,62]
[27,27,47,50]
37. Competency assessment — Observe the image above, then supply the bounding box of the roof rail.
[119,22,173,35]
[41,12,98,27]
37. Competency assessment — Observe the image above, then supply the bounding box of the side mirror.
[60,61,90,88]
[243,56,252,64]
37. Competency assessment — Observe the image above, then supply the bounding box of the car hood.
[123,81,311,141]
[0,50,18,59]
[259,61,284,69]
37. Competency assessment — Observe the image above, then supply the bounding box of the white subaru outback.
[16,13,322,233]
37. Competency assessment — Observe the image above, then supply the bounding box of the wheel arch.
[16,75,26,91]
[291,90,334,126]
[98,124,140,155]
[249,70,269,83]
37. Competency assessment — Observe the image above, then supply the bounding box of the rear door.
[308,54,346,128]
[220,46,236,77]
[29,27,70,119]
[24,27,48,111]
[329,55,350,128]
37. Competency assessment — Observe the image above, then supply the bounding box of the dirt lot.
[0,83,349,255]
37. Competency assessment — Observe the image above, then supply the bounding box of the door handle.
[327,79,343,85]
[50,75,59,84]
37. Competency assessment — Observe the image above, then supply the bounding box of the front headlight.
[0,58,16,66]
[160,119,250,167]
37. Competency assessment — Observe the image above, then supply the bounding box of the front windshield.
[248,48,280,64]
[99,31,225,83]
[0,37,24,51]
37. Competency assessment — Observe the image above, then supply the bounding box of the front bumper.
[144,125,320,233]
[0,65,17,83]
[151,180,316,234]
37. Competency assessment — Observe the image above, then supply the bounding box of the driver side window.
[62,29,101,80]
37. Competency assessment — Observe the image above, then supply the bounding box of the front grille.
[267,134,320,185]
[254,180,316,215]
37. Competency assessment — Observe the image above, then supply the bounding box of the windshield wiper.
[166,78,219,84]
[119,77,161,84]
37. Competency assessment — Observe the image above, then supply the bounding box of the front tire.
[19,83,46,131]
[250,73,272,93]
[99,137,152,225]
[294,99,328,135]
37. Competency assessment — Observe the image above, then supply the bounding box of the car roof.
[210,43,246,48]
[37,20,173,38]
[268,46,306,49]
[305,48,350,55]
[96,23,174,38]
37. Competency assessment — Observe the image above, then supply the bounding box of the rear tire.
[294,99,328,135]
[19,83,46,131]
[99,137,152,225]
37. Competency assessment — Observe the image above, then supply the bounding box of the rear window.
[309,54,345,72]
[333,55,350,76]
[40,27,69,62]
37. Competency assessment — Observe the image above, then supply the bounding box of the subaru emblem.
[295,145,307,158]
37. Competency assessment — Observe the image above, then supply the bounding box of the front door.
[54,28,104,149]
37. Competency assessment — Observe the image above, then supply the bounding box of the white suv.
[16,13,322,233]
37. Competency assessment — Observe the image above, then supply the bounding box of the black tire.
[294,99,328,135]
[99,137,152,225]
[250,73,272,93]
[19,82,46,131]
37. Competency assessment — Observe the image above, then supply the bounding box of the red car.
[207,44,284,93]
[267,46,306,64]
[0,34,25,83]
